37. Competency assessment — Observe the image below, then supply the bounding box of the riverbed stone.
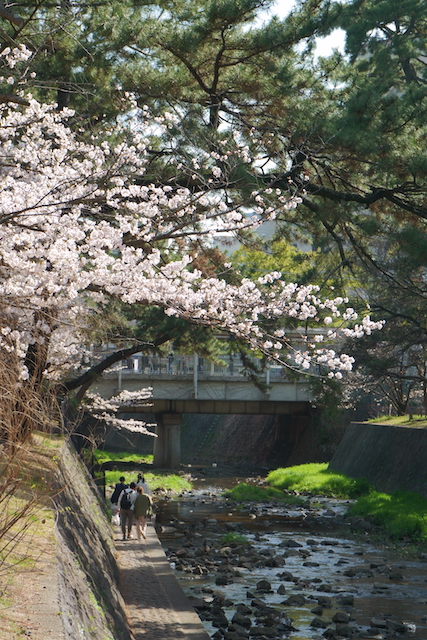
[229,623,250,638]
[265,555,286,567]
[219,546,233,555]
[386,619,407,633]
[370,617,387,628]
[280,539,303,548]
[332,611,350,624]
[187,595,209,610]
[316,596,332,608]
[193,564,207,575]
[232,612,252,628]
[249,625,277,637]
[255,579,272,592]
[372,582,390,590]
[334,622,355,637]
[311,617,328,628]
[277,584,286,595]
[343,566,374,578]
[322,629,339,638]
[212,611,229,627]
[282,594,307,606]
[388,571,403,580]
[276,570,294,581]
[311,605,324,615]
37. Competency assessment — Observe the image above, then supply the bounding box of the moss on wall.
[54,441,132,640]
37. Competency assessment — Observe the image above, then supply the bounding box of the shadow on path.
[115,520,210,640]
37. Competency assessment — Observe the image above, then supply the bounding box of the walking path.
[114,520,211,640]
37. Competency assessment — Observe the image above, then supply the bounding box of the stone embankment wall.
[329,422,427,498]
[53,441,132,640]
[180,412,324,468]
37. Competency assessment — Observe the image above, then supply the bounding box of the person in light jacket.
[136,472,152,496]
[133,486,152,541]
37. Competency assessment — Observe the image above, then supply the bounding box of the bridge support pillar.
[153,413,181,469]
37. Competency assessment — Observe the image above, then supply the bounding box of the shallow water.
[156,478,427,639]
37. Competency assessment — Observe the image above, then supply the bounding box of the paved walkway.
[114,520,211,640]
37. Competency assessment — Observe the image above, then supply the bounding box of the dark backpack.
[120,491,132,510]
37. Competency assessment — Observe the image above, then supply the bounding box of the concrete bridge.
[93,353,312,468]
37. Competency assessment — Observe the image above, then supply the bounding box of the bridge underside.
[122,400,312,469]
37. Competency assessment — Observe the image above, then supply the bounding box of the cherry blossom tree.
[0,47,383,441]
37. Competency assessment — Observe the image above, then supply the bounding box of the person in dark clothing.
[111,476,127,506]
[118,482,137,540]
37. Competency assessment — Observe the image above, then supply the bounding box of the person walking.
[118,482,137,540]
[133,486,152,541]
[110,476,127,509]
[135,472,152,496]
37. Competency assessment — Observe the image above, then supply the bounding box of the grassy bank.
[348,490,427,542]
[93,449,192,494]
[93,450,154,465]
[267,463,372,498]
[229,463,427,546]
[0,432,62,637]
[367,414,427,428]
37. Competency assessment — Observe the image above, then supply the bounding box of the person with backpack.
[118,482,137,540]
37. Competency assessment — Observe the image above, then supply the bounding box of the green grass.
[367,415,427,428]
[267,463,372,498]
[220,532,249,546]
[265,463,427,545]
[349,490,427,541]
[105,469,192,494]
[93,450,154,465]
[224,482,304,504]
[94,448,192,493]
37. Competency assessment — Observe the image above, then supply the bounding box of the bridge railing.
[117,353,289,380]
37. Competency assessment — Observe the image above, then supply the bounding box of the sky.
[265,0,346,57]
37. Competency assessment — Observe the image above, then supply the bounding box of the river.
[155,471,427,640]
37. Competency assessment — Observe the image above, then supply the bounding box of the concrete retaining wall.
[329,422,427,498]
[54,441,132,640]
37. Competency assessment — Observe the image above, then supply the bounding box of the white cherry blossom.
[0,80,383,386]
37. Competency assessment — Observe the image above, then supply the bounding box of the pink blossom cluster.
[0,97,383,384]
[83,390,156,434]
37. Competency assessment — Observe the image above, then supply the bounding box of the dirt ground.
[0,523,65,639]
[0,433,65,640]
